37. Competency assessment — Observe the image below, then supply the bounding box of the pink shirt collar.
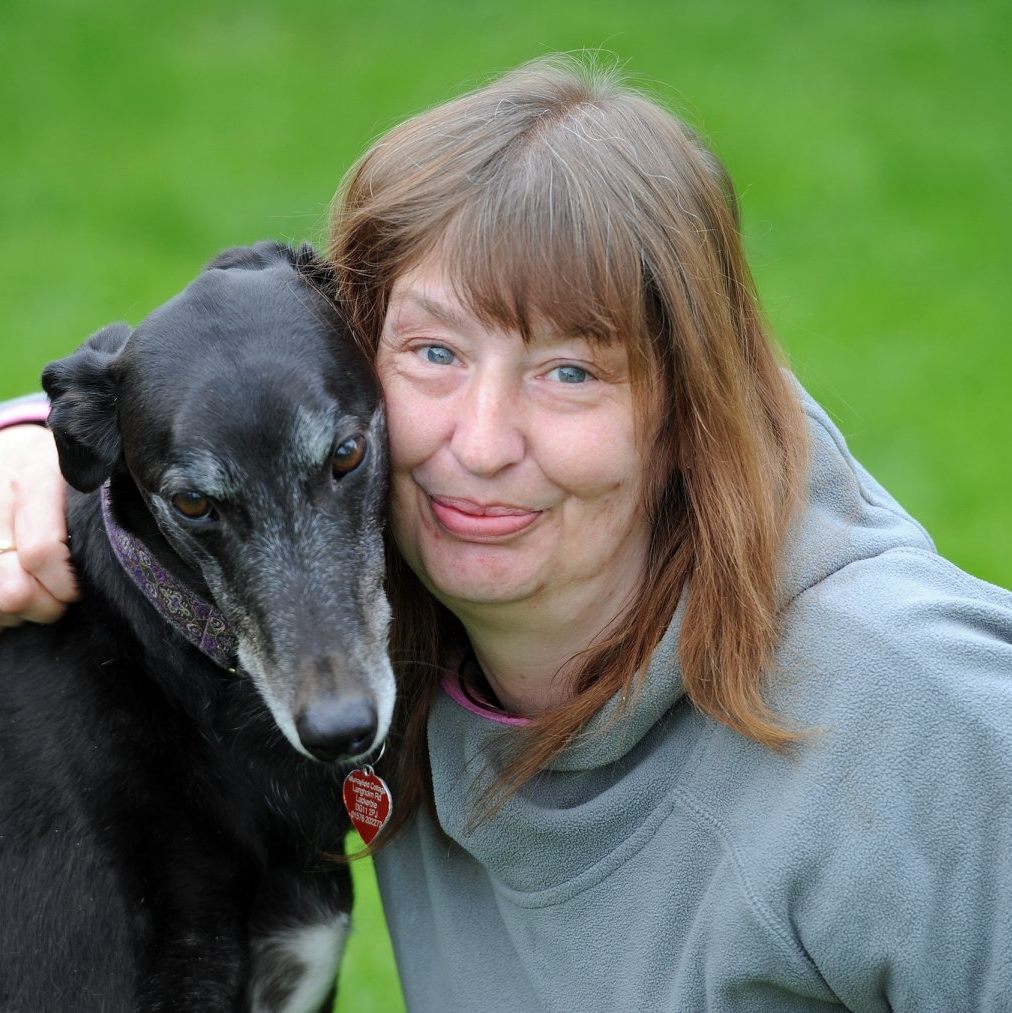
[440,668,532,726]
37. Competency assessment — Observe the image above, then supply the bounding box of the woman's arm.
[0,392,50,430]
[0,401,77,627]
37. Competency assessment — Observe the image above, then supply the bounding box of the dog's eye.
[171,491,214,520]
[332,435,366,478]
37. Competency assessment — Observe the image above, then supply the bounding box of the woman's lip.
[429,496,541,538]
[431,495,534,516]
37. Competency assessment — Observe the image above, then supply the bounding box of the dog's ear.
[205,241,301,272]
[42,323,131,492]
[204,241,337,290]
[290,242,337,294]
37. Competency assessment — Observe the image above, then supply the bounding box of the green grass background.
[2,2,1009,1009]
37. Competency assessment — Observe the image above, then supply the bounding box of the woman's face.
[375,257,653,618]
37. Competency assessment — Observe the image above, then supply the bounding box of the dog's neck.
[99,482,239,672]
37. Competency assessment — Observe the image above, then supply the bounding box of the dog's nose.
[296,696,378,762]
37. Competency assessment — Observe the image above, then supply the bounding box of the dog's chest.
[250,915,350,1012]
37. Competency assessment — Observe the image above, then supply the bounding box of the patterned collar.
[99,483,239,672]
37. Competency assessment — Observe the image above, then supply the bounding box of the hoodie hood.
[426,385,937,890]
[436,384,936,783]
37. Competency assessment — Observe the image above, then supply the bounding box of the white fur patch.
[251,914,350,1013]
[371,657,396,752]
[289,405,343,471]
[238,644,316,760]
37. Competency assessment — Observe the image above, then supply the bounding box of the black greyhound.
[0,243,394,1012]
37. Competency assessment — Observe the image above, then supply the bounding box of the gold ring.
[0,542,17,555]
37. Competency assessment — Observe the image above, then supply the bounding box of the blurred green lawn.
[2,2,1009,1010]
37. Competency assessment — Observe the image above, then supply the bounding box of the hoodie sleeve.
[772,546,1012,1011]
[0,392,49,429]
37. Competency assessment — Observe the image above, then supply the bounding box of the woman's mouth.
[429,496,541,538]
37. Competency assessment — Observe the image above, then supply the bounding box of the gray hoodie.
[375,390,1012,1011]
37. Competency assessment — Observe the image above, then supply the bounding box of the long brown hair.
[328,55,808,833]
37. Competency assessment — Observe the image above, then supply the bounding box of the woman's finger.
[10,431,77,606]
[0,425,75,624]
[11,493,77,605]
[0,557,66,624]
[0,473,24,624]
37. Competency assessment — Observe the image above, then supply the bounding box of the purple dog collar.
[100,483,239,672]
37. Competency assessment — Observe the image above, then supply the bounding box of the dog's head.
[42,241,395,764]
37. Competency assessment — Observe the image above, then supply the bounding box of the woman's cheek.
[381,376,430,471]
[536,418,640,497]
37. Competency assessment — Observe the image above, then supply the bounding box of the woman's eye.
[171,491,214,521]
[421,345,455,366]
[547,364,592,384]
[332,434,367,478]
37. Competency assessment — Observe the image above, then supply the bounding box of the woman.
[3,57,1012,1010]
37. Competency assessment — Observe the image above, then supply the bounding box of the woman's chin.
[419,553,546,610]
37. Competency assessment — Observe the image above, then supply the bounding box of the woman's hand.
[0,425,77,627]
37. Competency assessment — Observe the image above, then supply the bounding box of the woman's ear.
[42,322,131,492]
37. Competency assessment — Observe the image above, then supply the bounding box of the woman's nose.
[449,372,525,476]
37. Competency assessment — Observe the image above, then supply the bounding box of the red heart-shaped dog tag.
[342,768,393,845]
